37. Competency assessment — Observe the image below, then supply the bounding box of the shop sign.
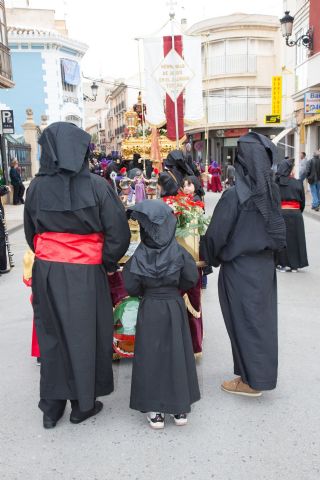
[192,132,201,141]
[224,128,249,138]
[304,92,320,114]
[272,76,282,116]
[265,115,281,124]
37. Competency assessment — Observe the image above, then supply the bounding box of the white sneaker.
[170,413,188,426]
[277,266,288,273]
[290,269,298,273]
[147,412,165,430]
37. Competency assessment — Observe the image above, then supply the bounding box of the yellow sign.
[272,76,282,117]
[265,115,281,124]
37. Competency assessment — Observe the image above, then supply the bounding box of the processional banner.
[143,35,203,141]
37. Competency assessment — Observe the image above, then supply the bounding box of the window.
[248,39,274,55]
[65,115,81,127]
[205,38,258,76]
[207,87,258,123]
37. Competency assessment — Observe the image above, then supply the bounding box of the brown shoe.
[221,377,262,397]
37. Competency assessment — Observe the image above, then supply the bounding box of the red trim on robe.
[281,201,300,210]
[34,232,104,264]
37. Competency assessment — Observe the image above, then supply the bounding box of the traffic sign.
[265,114,281,124]
[1,110,15,134]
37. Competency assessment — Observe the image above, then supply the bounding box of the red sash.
[34,232,104,264]
[281,201,300,210]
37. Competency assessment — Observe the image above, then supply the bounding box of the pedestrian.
[226,162,236,188]
[24,122,131,429]
[9,159,25,205]
[275,158,308,273]
[306,149,320,211]
[207,160,222,192]
[201,132,286,397]
[0,184,11,274]
[123,200,200,429]
[299,152,308,181]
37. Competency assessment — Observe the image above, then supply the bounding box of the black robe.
[201,187,280,390]
[277,178,308,269]
[24,174,130,411]
[123,249,200,414]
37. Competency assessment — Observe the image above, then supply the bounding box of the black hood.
[275,158,294,186]
[128,200,184,278]
[36,122,95,211]
[235,132,286,249]
[38,122,91,175]
[166,150,194,176]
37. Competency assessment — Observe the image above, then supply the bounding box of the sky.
[11,0,285,82]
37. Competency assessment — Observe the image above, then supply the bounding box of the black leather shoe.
[70,400,103,424]
[0,268,10,274]
[43,414,57,429]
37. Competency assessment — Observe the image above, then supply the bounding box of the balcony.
[203,54,256,78]
[208,102,256,123]
[0,42,14,88]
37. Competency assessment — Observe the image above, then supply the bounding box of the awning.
[302,113,320,125]
[272,127,295,145]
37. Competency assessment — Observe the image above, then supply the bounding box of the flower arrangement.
[163,193,210,238]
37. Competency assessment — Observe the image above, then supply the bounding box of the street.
[0,193,319,480]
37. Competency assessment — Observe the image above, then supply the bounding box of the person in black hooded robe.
[24,122,131,428]
[158,150,194,197]
[201,132,286,396]
[275,158,308,272]
[122,200,200,429]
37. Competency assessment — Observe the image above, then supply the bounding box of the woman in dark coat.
[10,160,25,204]
[201,132,286,397]
[122,200,200,429]
[275,158,308,272]
[24,122,131,429]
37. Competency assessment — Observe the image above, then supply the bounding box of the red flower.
[120,167,127,174]
[153,168,159,175]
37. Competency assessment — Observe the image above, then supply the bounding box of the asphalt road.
[0,193,319,480]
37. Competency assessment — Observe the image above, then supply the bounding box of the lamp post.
[280,11,313,50]
[83,81,99,102]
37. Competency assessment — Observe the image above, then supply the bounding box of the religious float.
[110,10,207,360]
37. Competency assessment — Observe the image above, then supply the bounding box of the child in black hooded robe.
[123,200,200,429]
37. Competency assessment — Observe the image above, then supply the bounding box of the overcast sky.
[16,0,284,81]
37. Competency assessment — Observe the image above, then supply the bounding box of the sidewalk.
[4,203,25,233]
[304,191,320,221]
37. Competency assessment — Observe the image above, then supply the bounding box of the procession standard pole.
[205,34,210,174]
[169,8,180,150]
[136,39,147,175]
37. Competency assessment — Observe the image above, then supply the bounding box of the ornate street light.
[280,11,313,49]
[83,81,99,102]
[91,82,98,99]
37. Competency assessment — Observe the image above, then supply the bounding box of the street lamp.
[280,11,313,49]
[83,81,99,102]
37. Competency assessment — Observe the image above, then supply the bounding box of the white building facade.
[1,7,88,133]
[187,14,284,168]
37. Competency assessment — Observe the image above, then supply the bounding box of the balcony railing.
[204,54,256,77]
[0,42,13,82]
[208,102,256,123]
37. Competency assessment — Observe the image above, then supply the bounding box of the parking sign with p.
[1,110,15,134]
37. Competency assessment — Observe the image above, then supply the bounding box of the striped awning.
[302,114,320,125]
